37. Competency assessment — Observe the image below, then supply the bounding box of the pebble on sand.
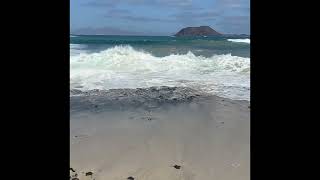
[85,172,93,176]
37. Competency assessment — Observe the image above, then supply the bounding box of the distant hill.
[175,26,222,37]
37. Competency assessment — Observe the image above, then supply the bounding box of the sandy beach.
[70,87,250,180]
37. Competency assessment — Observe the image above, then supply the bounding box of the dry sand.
[70,87,250,180]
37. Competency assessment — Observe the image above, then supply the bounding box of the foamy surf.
[70,45,250,100]
[227,38,250,44]
[70,44,88,56]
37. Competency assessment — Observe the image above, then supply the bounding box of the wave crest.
[71,45,249,73]
[227,38,250,44]
[70,45,250,100]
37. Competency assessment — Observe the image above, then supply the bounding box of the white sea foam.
[70,44,85,48]
[70,44,88,56]
[228,38,250,44]
[70,45,250,100]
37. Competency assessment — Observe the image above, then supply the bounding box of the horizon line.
[70,33,250,36]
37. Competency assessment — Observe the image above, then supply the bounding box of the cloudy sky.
[71,0,250,35]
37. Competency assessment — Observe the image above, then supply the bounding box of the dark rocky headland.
[175,26,222,37]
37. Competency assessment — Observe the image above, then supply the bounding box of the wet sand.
[70,87,250,180]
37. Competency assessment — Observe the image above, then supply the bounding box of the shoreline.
[70,86,249,111]
[70,86,250,180]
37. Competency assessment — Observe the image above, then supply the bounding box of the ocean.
[70,35,250,101]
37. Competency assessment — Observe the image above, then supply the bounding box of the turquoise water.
[70,35,250,58]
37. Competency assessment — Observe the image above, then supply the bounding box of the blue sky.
[71,0,250,35]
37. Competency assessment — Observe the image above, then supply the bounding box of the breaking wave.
[70,45,250,100]
[228,38,250,44]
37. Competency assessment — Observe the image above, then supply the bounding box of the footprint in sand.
[231,162,241,168]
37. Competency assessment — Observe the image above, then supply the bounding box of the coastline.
[70,87,250,180]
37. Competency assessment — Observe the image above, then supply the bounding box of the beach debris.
[85,172,93,176]
[127,176,134,180]
[74,134,90,139]
[141,116,155,121]
[70,167,79,179]
[173,165,181,169]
